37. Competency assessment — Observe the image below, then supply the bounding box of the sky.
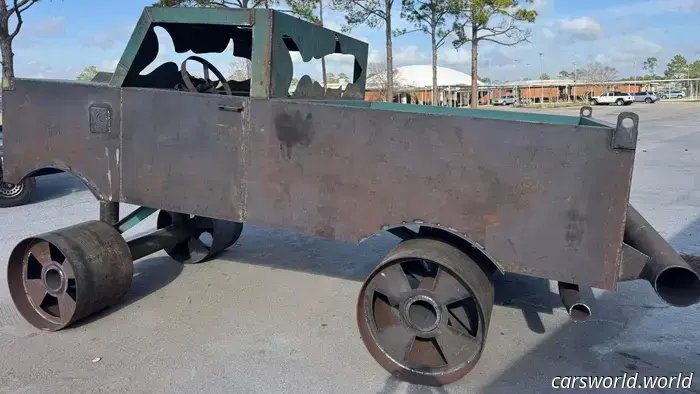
[10,0,700,83]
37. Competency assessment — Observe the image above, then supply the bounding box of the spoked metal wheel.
[357,238,494,386]
[157,210,243,264]
[7,220,133,331]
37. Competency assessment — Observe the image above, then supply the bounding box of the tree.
[558,70,572,79]
[76,66,98,81]
[665,54,688,79]
[327,72,350,83]
[366,61,404,102]
[642,57,657,76]
[0,0,43,90]
[539,72,549,80]
[228,60,248,80]
[688,60,700,79]
[398,0,462,106]
[331,0,397,102]
[578,61,618,94]
[452,0,537,108]
[286,0,328,88]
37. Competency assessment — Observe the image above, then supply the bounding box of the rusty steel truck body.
[2,7,699,386]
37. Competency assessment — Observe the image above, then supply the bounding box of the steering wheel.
[179,55,233,96]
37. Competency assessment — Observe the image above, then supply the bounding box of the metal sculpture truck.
[2,7,699,387]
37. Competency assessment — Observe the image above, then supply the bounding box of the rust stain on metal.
[274,110,314,159]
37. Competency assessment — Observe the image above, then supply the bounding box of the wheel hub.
[42,264,66,295]
[0,179,23,198]
[402,293,442,333]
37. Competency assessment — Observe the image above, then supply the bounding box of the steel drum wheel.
[7,220,133,331]
[157,210,243,264]
[357,238,494,386]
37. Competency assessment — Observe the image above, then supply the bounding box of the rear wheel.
[357,238,494,386]
[0,174,36,208]
[157,210,243,264]
[616,99,624,106]
[645,98,652,103]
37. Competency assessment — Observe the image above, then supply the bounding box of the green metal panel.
[251,9,272,99]
[110,6,254,88]
[269,10,368,99]
[285,99,613,128]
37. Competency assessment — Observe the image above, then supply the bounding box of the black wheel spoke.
[432,268,470,306]
[435,326,479,365]
[377,323,416,363]
[372,263,411,306]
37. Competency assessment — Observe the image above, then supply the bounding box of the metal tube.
[99,201,119,226]
[557,282,591,322]
[624,204,700,307]
[127,225,191,261]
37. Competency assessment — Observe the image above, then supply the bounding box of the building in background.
[364,65,486,106]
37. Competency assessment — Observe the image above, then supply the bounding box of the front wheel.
[645,98,652,103]
[357,238,494,386]
[589,99,598,105]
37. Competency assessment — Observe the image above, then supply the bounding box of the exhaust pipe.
[558,282,591,322]
[624,204,700,307]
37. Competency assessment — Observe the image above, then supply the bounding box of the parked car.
[493,95,517,105]
[0,126,36,207]
[634,91,659,103]
[660,91,685,99]
[589,91,634,106]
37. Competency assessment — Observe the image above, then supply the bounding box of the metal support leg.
[99,201,120,226]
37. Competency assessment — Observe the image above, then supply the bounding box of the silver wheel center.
[43,265,65,295]
[403,295,441,333]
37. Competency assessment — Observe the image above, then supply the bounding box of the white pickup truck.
[589,91,634,106]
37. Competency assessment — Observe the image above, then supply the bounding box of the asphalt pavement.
[0,101,699,393]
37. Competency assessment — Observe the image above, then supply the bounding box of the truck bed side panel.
[246,99,635,289]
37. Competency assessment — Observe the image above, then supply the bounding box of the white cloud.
[394,46,429,65]
[100,59,119,72]
[556,16,603,40]
[33,17,66,37]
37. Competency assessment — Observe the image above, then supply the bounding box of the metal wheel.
[157,210,243,264]
[0,169,36,208]
[7,220,133,331]
[357,238,494,386]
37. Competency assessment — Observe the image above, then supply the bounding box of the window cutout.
[137,26,251,96]
[284,36,357,98]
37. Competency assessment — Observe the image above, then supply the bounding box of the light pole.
[525,63,531,104]
[573,61,577,102]
[539,52,544,104]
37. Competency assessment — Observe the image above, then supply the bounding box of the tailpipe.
[623,204,700,307]
[558,282,591,322]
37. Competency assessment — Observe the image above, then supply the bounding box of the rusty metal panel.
[245,99,635,290]
[119,88,247,222]
[1,79,121,200]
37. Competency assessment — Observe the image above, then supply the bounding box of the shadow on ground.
[216,224,561,335]
[475,216,700,394]
[69,256,183,329]
[28,173,87,204]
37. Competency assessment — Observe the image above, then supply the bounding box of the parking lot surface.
[0,101,699,393]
